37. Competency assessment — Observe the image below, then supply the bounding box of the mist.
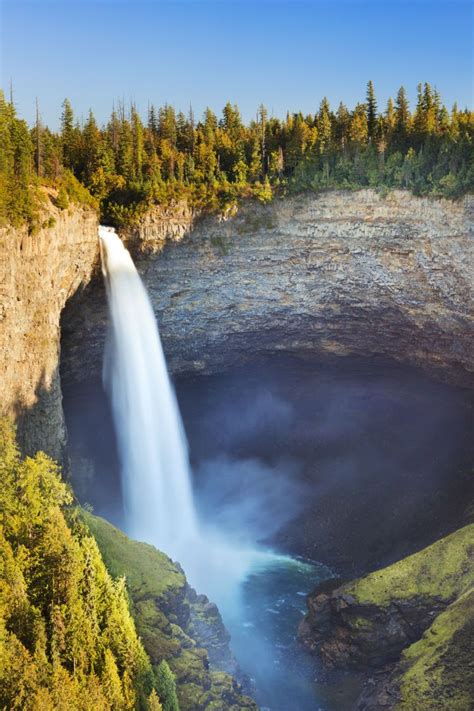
[62,354,474,711]
[177,356,474,572]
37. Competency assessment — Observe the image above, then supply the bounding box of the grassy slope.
[81,511,257,711]
[344,524,474,606]
[83,510,185,599]
[396,588,474,710]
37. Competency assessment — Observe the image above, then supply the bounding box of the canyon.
[2,189,472,462]
[1,188,473,709]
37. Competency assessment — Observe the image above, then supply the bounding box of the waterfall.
[99,226,199,561]
[99,225,283,599]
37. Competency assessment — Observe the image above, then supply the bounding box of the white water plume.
[100,227,199,555]
[99,226,285,598]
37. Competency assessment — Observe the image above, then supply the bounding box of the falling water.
[99,225,297,604]
[98,226,341,709]
[99,226,199,560]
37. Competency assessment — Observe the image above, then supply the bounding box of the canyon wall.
[62,189,474,391]
[1,189,472,462]
[0,200,99,460]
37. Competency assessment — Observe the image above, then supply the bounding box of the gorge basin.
[62,356,474,710]
[221,556,362,711]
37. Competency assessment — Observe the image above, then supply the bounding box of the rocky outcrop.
[370,588,474,711]
[299,525,474,709]
[83,511,257,711]
[355,587,474,710]
[120,200,195,247]
[299,524,473,669]
[0,195,99,460]
[61,190,474,393]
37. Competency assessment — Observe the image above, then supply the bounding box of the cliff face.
[2,190,472,459]
[61,190,474,391]
[298,525,474,709]
[298,524,474,669]
[0,199,99,460]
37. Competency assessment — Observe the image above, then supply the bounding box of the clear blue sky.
[1,0,472,128]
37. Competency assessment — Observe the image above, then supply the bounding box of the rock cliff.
[2,189,472,459]
[299,524,474,709]
[61,190,474,392]
[299,524,474,669]
[0,197,99,460]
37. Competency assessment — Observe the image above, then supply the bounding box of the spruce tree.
[155,661,179,711]
[366,80,378,141]
[393,86,410,151]
[60,98,76,169]
[317,98,332,154]
[335,102,350,152]
[258,103,268,174]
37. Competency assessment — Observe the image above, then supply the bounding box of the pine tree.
[258,104,268,174]
[413,82,425,141]
[131,105,144,180]
[335,102,350,152]
[349,103,368,149]
[148,689,164,711]
[248,134,262,182]
[34,98,42,177]
[317,98,332,154]
[101,649,126,709]
[148,104,158,135]
[393,86,410,151]
[158,105,177,147]
[80,110,103,186]
[366,80,378,141]
[385,98,396,135]
[221,102,242,139]
[61,99,77,169]
[285,113,310,169]
[422,82,437,134]
[155,661,179,711]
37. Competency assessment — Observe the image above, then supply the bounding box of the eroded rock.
[0,198,99,459]
[299,524,474,709]
[61,190,474,393]
[299,524,474,669]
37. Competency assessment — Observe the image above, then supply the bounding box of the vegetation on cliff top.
[344,524,474,606]
[1,81,473,229]
[0,419,166,710]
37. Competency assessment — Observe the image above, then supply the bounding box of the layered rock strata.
[0,198,99,459]
[62,190,474,392]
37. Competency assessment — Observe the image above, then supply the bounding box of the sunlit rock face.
[2,190,472,463]
[61,189,474,389]
[0,201,99,459]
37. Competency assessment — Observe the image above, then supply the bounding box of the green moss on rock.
[82,510,185,601]
[346,524,474,606]
[81,511,257,710]
[396,588,474,710]
[300,524,474,673]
